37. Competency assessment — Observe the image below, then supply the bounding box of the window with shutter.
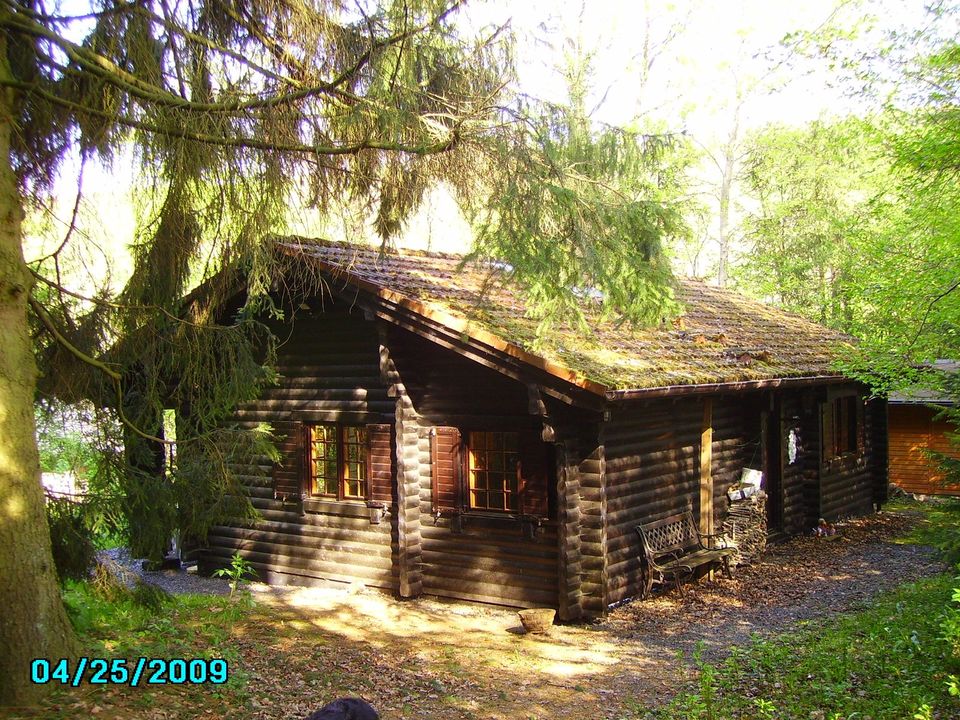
[822,393,864,464]
[468,431,521,512]
[431,427,551,518]
[298,423,389,502]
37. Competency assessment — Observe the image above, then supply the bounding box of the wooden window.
[468,431,520,512]
[431,427,550,518]
[308,424,368,500]
[822,394,863,463]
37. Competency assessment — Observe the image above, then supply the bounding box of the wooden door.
[763,400,785,535]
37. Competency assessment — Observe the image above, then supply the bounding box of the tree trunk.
[0,42,79,706]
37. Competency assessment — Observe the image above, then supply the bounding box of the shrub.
[45,495,97,583]
[131,579,172,611]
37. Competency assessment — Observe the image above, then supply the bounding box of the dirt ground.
[246,508,945,720]
[9,509,946,720]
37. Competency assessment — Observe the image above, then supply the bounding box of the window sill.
[303,498,385,519]
[439,511,553,534]
[823,452,866,472]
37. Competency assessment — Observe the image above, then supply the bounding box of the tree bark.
[0,38,79,706]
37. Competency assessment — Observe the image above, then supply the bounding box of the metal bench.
[635,511,735,598]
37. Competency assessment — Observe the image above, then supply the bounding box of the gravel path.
[604,508,945,661]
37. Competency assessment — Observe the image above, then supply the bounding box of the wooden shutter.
[855,396,866,453]
[366,423,393,505]
[273,421,306,500]
[820,401,834,463]
[431,427,461,514]
[519,431,549,517]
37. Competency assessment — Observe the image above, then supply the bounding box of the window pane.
[310,424,338,496]
[468,431,520,511]
[473,470,487,490]
[341,426,367,499]
[470,450,486,470]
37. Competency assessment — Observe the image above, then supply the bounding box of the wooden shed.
[202,239,888,618]
[889,364,959,495]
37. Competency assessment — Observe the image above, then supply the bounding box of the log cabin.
[201,238,889,618]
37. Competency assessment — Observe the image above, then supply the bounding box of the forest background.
[7,0,960,706]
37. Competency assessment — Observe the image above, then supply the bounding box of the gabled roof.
[278,238,853,396]
[889,360,958,405]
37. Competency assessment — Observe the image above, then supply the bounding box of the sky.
[466,0,864,134]
[25,0,933,283]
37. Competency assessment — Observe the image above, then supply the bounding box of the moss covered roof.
[281,238,852,393]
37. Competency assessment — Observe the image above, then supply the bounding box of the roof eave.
[606,374,852,402]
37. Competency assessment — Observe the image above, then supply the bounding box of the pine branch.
[2,79,461,155]
[29,296,174,446]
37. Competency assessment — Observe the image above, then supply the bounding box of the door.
[763,400,784,535]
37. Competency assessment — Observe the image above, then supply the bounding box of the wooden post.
[379,329,422,598]
[700,398,714,543]
[556,442,583,621]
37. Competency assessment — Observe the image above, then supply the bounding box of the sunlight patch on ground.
[257,584,624,681]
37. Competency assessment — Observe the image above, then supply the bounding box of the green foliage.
[736,117,891,333]
[896,498,960,566]
[657,575,959,720]
[35,400,106,483]
[62,580,249,663]
[213,552,257,598]
[465,39,691,332]
[130,579,172,613]
[44,496,97,584]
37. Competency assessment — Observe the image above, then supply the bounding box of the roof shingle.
[280,238,852,392]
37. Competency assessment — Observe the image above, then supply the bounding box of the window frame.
[306,422,370,502]
[429,427,552,520]
[822,392,864,465]
[465,430,523,513]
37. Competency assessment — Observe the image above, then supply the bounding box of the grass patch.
[657,575,959,719]
[890,497,960,563]
[656,500,960,720]
[62,580,251,659]
[35,580,257,717]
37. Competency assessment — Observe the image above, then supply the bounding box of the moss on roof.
[280,238,852,391]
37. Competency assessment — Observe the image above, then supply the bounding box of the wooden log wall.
[870,398,890,506]
[819,385,883,521]
[385,326,561,609]
[710,397,753,532]
[576,424,605,615]
[779,392,818,535]
[378,330,422,597]
[602,399,707,607]
[555,434,583,620]
[889,403,959,495]
[204,304,399,590]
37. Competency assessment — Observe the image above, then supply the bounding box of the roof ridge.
[275,234,466,263]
